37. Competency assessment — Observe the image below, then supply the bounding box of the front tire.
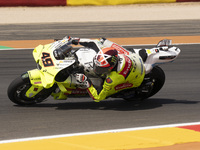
[7,75,54,106]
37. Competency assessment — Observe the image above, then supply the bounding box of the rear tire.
[7,75,55,106]
[124,66,165,101]
[147,66,165,98]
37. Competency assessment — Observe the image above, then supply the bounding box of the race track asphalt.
[0,20,200,144]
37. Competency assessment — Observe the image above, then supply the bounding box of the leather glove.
[76,73,92,88]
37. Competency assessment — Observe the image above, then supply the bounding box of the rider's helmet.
[93,47,118,75]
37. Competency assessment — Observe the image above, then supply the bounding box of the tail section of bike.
[143,46,181,74]
[135,39,181,74]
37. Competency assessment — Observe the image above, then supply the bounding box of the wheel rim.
[14,83,38,104]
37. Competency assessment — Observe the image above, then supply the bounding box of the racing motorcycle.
[7,38,180,106]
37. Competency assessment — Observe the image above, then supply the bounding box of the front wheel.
[7,75,55,106]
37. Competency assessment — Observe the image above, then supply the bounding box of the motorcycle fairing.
[32,43,76,88]
[25,85,44,98]
[24,69,43,98]
[25,42,77,98]
[75,48,97,76]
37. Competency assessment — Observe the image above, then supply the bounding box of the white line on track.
[0,122,200,144]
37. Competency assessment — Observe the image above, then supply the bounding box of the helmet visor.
[93,64,111,75]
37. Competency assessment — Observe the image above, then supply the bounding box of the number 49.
[41,52,54,67]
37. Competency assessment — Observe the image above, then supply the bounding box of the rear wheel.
[146,66,165,98]
[124,66,165,101]
[7,74,55,106]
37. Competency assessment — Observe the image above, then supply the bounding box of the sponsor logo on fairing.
[115,82,133,90]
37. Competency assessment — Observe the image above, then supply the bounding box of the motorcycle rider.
[70,37,145,102]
